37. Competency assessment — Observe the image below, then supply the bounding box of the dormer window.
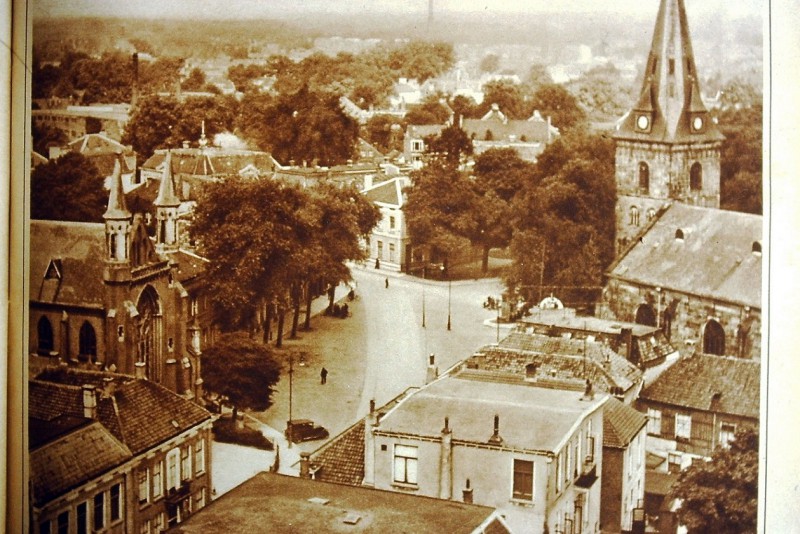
[752,241,762,255]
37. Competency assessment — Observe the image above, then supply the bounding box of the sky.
[32,0,763,21]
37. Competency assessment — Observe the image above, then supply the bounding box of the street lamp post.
[447,276,452,331]
[496,297,500,343]
[422,287,426,328]
[286,353,294,448]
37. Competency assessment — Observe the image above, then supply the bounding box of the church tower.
[155,151,181,253]
[613,0,724,251]
[103,157,132,265]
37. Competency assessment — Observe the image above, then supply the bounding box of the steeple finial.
[155,151,180,207]
[104,154,130,220]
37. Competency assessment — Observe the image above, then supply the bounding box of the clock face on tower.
[692,116,704,132]
[637,114,650,131]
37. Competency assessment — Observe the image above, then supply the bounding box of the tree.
[718,103,762,214]
[201,332,282,422]
[478,80,532,120]
[30,152,107,222]
[182,67,207,92]
[31,121,67,156]
[424,123,473,166]
[364,114,405,153]
[671,429,758,533]
[531,83,586,132]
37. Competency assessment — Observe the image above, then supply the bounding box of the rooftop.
[170,472,509,534]
[603,397,647,449]
[608,203,762,308]
[362,177,405,207]
[378,375,607,453]
[639,353,760,419]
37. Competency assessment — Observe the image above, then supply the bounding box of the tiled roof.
[608,204,762,308]
[378,376,607,453]
[29,221,106,309]
[363,178,403,206]
[33,369,212,455]
[168,249,209,284]
[463,117,552,143]
[603,397,647,448]
[494,332,643,393]
[310,419,365,486]
[142,148,278,178]
[174,472,505,534]
[30,422,131,505]
[639,354,760,419]
[406,124,446,139]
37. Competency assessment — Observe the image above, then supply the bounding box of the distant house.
[171,471,513,534]
[636,353,760,464]
[362,176,411,272]
[49,132,138,191]
[403,124,446,169]
[32,103,131,142]
[461,105,559,162]
[29,368,213,534]
[601,203,762,360]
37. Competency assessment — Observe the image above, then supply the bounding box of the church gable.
[129,218,160,268]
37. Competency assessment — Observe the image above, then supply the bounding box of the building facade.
[612,0,724,252]
[362,176,411,272]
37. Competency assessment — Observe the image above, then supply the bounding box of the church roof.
[614,0,723,144]
[30,220,106,309]
[607,204,762,308]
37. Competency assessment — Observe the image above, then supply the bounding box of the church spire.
[104,155,130,220]
[615,0,722,143]
[155,151,181,251]
[104,154,131,262]
[155,151,180,207]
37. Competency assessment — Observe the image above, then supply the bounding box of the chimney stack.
[299,452,312,479]
[426,354,438,384]
[82,385,97,419]
[581,379,595,401]
[164,359,178,393]
[462,479,473,504]
[488,414,502,444]
[131,53,139,107]
[363,398,378,487]
[439,416,453,499]
[134,361,146,379]
[101,376,117,398]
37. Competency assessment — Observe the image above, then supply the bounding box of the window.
[389,216,396,230]
[647,208,656,221]
[377,241,383,260]
[629,206,640,226]
[79,321,97,362]
[635,304,656,327]
[76,502,88,534]
[675,229,684,241]
[152,461,163,499]
[586,435,595,463]
[93,492,105,530]
[194,488,206,511]
[167,449,180,490]
[703,320,726,355]
[393,444,418,484]
[690,162,702,191]
[638,162,649,193]
[647,408,662,435]
[556,453,563,493]
[389,243,396,262]
[38,316,54,354]
[57,512,69,534]
[720,423,737,449]
[195,440,206,475]
[139,520,151,534]
[39,520,51,534]
[181,446,191,481]
[190,298,198,317]
[412,140,423,152]
[668,58,675,74]
[138,468,149,504]
[565,444,572,485]
[155,513,165,532]
[675,414,692,440]
[512,459,534,500]
[110,483,122,522]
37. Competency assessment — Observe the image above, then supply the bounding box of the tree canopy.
[201,332,282,421]
[30,152,107,222]
[718,102,762,214]
[671,429,759,533]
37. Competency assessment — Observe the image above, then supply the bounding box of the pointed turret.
[104,155,132,262]
[155,151,181,251]
[615,0,723,143]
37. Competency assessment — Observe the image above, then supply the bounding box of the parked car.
[285,419,329,443]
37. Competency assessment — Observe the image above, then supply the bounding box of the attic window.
[752,241,762,255]
[668,58,675,75]
[675,229,685,241]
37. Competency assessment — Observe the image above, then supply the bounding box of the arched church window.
[79,321,97,362]
[137,286,163,382]
[690,162,702,191]
[629,206,640,226]
[638,162,650,193]
[703,320,726,355]
[635,304,657,327]
[38,316,54,354]
[647,208,656,221]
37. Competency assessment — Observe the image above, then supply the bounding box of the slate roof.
[378,376,607,453]
[494,332,643,393]
[362,178,404,207]
[30,422,131,506]
[33,368,212,455]
[172,472,509,534]
[608,204,762,308]
[29,220,107,309]
[603,397,647,449]
[169,249,209,285]
[639,353,760,419]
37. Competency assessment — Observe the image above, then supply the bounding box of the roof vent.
[342,514,362,525]
[171,419,180,429]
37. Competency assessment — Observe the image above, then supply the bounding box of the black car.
[285,419,329,443]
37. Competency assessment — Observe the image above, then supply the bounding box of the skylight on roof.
[342,514,362,525]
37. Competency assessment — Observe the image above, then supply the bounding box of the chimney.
[82,385,97,419]
[620,328,633,362]
[426,353,438,384]
[299,452,312,479]
[363,398,378,487]
[462,479,474,504]
[164,358,178,393]
[101,376,117,398]
[131,53,139,107]
[439,416,453,500]
[134,361,146,379]
[488,414,502,445]
[581,379,595,401]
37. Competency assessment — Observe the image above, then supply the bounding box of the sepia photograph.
[9,0,794,532]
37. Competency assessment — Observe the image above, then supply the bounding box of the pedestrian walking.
[320,367,328,385]
[385,277,389,289]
